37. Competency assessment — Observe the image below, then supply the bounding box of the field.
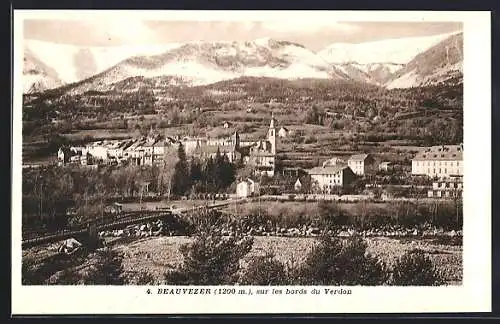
[21,235,462,285]
[226,201,393,216]
[115,236,462,285]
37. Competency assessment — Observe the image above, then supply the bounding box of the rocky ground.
[98,219,463,240]
[113,235,462,285]
[22,229,462,285]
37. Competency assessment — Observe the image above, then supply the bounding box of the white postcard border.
[11,10,492,314]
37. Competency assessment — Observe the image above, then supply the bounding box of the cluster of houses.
[57,113,463,201]
[236,144,464,200]
[57,129,176,168]
[58,115,280,177]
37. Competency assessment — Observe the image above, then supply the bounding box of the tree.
[391,249,444,286]
[239,252,288,285]
[219,154,236,190]
[297,235,388,286]
[171,143,191,196]
[189,157,203,183]
[164,209,253,285]
[304,105,324,125]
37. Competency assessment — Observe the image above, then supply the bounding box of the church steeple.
[270,111,276,129]
[268,112,277,155]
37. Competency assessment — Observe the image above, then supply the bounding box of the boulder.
[58,238,83,255]
[310,227,320,235]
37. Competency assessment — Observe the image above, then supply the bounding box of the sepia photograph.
[12,10,491,314]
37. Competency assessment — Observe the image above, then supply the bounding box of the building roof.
[194,145,237,155]
[322,157,346,166]
[308,165,350,175]
[413,145,463,161]
[379,161,393,166]
[349,154,369,161]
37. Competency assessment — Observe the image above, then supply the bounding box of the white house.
[278,126,289,138]
[412,145,463,179]
[236,179,260,198]
[308,165,356,194]
[294,178,302,192]
[347,154,375,176]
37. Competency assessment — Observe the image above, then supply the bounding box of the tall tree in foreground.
[171,143,191,196]
[164,209,253,285]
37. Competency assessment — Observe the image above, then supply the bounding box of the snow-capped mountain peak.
[22,31,463,93]
[318,31,461,65]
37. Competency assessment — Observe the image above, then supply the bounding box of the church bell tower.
[268,112,277,155]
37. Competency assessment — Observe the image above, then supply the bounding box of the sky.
[23,19,462,51]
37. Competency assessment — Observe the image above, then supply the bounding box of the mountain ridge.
[23,32,463,94]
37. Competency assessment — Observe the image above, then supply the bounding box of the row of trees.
[171,143,237,196]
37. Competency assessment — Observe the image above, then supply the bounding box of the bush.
[391,249,445,286]
[165,208,254,285]
[239,252,288,285]
[165,231,253,285]
[83,249,125,285]
[296,235,388,285]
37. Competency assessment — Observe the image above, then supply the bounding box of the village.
[56,114,464,203]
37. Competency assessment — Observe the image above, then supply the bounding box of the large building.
[308,165,356,194]
[190,131,241,163]
[186,114,278,176]
[411,144,463,178]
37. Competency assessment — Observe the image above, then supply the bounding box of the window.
[445,168,447,173]
[433,168,436,174]
[439,168,441,173]
[445,162,447,166]
[433,162,436,166]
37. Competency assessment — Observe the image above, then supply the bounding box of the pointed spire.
[270,111,276,129]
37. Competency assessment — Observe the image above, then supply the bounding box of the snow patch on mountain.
[23,40,183,84]
[319,31,459,65]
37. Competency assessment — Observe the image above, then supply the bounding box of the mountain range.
[23,31,463,94]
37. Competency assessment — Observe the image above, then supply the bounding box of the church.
[245,114,277,177]
[186,114,278,177]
